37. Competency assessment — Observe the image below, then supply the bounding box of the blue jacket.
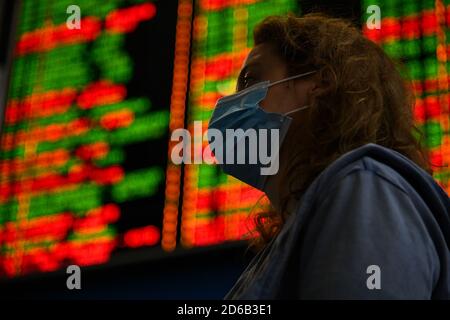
[224,143,450,299]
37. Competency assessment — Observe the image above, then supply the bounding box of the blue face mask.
[207,70,316,191]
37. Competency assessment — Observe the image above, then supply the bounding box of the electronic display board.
[173,0,299,249]
[363,0,450,194]
[0,0,177,278]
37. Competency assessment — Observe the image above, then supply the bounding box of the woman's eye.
[243,76,257,88]
[236,72,259,92]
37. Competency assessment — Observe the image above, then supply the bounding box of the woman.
[208,13,450,299]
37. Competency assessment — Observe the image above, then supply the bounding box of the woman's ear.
[307,81,321,98]
[292,77,320,107]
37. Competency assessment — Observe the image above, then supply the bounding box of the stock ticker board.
[363,0,450,194]
[0,0,299,278]
[0,0,178,278]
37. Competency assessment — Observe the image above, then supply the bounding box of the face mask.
[207,70,316,191]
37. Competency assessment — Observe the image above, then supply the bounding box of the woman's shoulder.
[305,143,448,208]
[286,144,450,299]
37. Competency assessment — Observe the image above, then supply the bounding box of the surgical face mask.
[207,70,316,191]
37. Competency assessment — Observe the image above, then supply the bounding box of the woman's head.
[236,42,318,116]
[242,13,432,249]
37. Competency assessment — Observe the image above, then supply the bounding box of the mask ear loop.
[284,105,310,116]
[267,70,316,116]
[267,70,317,87]
[253,70,316,117]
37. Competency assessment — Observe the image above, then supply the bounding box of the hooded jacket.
[225,143,450,299]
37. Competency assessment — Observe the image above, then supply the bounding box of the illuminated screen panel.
[179,0,299,248]
[363,0,450,194]
[0,0,177,278]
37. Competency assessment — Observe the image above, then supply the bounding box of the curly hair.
[246,13,432,251]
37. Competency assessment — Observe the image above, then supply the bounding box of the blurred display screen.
[174,0,298,249]
[363,0,450,194]
[0,0,177,278]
